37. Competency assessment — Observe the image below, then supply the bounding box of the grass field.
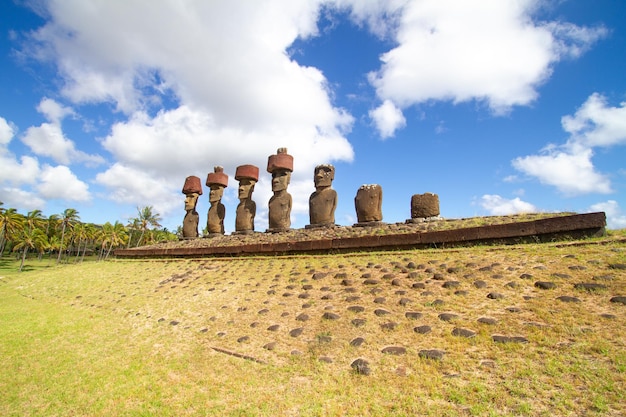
[1,235,625,416]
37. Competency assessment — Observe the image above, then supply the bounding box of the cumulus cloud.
[512,93,626,196]
[20,98,104,166]
[363,0,605,137]
[588,200,626,230]
[0,187,46,212]
[479,194,537,216]
[0,117,15,146]
[36,165,91,201]
[369,99,406,139]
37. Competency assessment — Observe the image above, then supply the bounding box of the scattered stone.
[593,274,614,281]
[382,273,395,279]
[442,281,460,289]
[298,293,311,299]
[250,322,260,328]
[351,358,371,375]
[312,272,328,280]
[296,313,310,322]
[535,281,557,290]
[432,299,445,306]
[412,282,426,289]
[351,318,366,327]
[600,313,616,319]
[455,290,469,296]
[405,311,423,320]
[302,303,312,309]
[414,325,432,334]
[322,312,341,320]
[334,272,348,279]
[491,274,503,280]
[608,263,626,270]
[374,309,391,317]
[432,273,445,281]
[568,265,587,271]
[395,290,407,296]
[217,332,226,337]
[321,294,334,300]
[157,318,165,323]
[341,279,353,286]
[350,337,365,347]
[289,327,304,337]
[398,298,413,306]
[345,295,360,302]
[452,328,476,338]
[380,322,398,331]
[267,324,280,332]
[556,296,581,303]
[473,280,487,289]
[479,266,492,272]
[263,342,276,351]
[281,312,290,317]
[480,360,496,368]
[170,320,180,326]
[505,307,521,313]
[478,317,497,325]
[438,313,459,322]
[319,356,333,363]
[519,273,533,280]
[363,279,380,285]
[418,349,445,360]
[347,305,365,313]
[552,273,572,279]
[237,336,249,343]
[291,350,302,355]
[391,279,403,286]
[610,296,626,305]
[492,335,528,344]
[505,282,518,288]
[524,321,549,328]
[487,292,504,300]
[382,346,406,355]
[574,283,607,292]
[317,335,332,343]
[373,297,386,304]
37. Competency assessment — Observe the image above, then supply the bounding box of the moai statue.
[354,184,383,225]
[205,166,228,236]
[307,164,337,228]
[181,175,202,239]
[267,148,293,232]
[408,193,440,223]
[234,164,259,234]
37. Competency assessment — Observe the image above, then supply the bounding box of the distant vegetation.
[0,202,177,271]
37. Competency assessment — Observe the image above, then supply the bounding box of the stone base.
[305,223,336,229]
[266,228,291,233]
[179,236,200,240]
[406,216,443,224]
[353,221,385,228]
[204,233,225,238]
[231,230,256,235]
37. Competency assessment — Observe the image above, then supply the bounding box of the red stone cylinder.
[235,164,259,181]
[206,166,229,187]
[182,175,203,195]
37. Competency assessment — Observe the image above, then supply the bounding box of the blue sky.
[1,0,625,232]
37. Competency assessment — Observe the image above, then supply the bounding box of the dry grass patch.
[0,236,624,416]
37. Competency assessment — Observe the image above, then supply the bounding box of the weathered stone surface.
[438,313,459,322]
[289,327,304,337]
[608,263,626,270]
[405,311,423,319]
[474,280,487,289]
[492,335,528,343]
[347,306,365,313]
[267,324,280,332]
[487,292,505,300]
[355,184,383,223]
[410,193,440,218]
[374,308,391,316]
[477,317,497,325]
[296,313,310,321]
[263,342,276,351]
[322,312,341,320]
[442,281,460,289]
[351,318,366,327]
[350,337,365,347]
[381,321,398,331]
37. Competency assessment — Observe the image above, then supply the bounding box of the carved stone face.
[238,179,256,199]
[184,193,199,211]
[209,185,224,203]
[314,166,334,189]
[271,170,291,192]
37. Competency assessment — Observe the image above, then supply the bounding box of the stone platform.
[114,212,606,259]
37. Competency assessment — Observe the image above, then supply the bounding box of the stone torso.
[235,199,256,232]
[268,192,292,231]
[182,210,199,238]
[207,203,225,234]
[309,187,337,225]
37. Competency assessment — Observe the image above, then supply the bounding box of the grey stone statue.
[234,164,259,234]
[181,175,202,239]
[267,148,293,232]
[307,164,337,228]
[205,166,228,236]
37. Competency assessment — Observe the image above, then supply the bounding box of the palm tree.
[135,206,162,247]
[25,209,46,233]
[57,208,80,264]
[0,208,24,256]
[105,221,128,259]
[13,228,49,272]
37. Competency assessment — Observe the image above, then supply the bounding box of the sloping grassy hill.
[1,237,625,416]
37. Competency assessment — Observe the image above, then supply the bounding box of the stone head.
[209,184,225,203]
[206,166,228,203]
[235,164,259,200]
[271,169,291,192]
[314,164,335,189]
[184,192,199,211]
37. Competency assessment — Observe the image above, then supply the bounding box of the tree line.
[0,203,176,271]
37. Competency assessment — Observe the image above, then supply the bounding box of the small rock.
[505,307,521,313]
[289,327,304,337]
[405,311,423,320]
[600,313,616,319]
[610,296,626,305]
[452,328,476,338]
[380,322,398,331]
[237,336,249,343]
[267,324,280,332]
[487,292,504,300]
[296,313,310,322]
[382,346,406,355]
[535,281,557,290]
[373,297,386,304]
[556,296,581,303]
[398,297,413,306]
[574,283,607,292]
[374,309,391,316]
[478,317,497,325]
[473,280,487,289]
[263,342,276,351]
[350,337,365,347]
[319,356,333,363]
[347,306,365,313]
[412,282,426,289]
[551,273,572,279]
[519,273,533,280]
[414,325,432,334]
[608,263,626,270]
[438,313,459,322]
[492,334,528,343]
[170,320,180,326]
[351,318,366,327]
[363,279,380,285]
[442,281,460,289]
[350,358,371,375]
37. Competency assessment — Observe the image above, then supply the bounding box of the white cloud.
[0,187,46,212]
[37,97,75,124]
[369,99,406,138]
[36,165,91,201]
[561,93,626,148]
[479,194,537,216]
[0,154,40,186]
[588,200,626,230]
[512,93,626,196]
[361,0,605,137]
[0,117,15,146]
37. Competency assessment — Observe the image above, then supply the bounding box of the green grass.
[1,236,625,416]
